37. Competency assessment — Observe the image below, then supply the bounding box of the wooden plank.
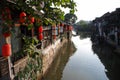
[0,57,9,77]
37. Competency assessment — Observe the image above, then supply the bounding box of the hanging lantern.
[38,26,43,33]
[5,7,11,20]
[2,7,11,20]
[20,12,26,18]
[3,32,11,38]
[31,17,35,23]
[28,15,35,23]
[67,25,69,31]
[38,33,43,40]
[5,7,10,13]
[2,43,11,57]
[19,12,26,23]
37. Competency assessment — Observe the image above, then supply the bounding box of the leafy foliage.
[0,0,77,25]
[64,13,77,24]
[77,20,89,27]
[16,57,42,80]
[75,20,92,32]
[22,36,40,58]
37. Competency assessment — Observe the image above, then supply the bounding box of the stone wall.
[41,38,67,76]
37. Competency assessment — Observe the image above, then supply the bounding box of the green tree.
[78,20,88,27]
[0,0,77,24]
[64,13,77,24]
[75,20,92,31]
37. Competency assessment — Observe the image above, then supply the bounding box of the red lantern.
[38,26,43,33]
[38,33,43,40]
[3,33,11,38]
[20,12,26,18]
[19,12,26,23]
[2,7,11,20]
[66,25,69,31]
[2,43,11,57]
[31,17,35,23]
[5,7,10,13]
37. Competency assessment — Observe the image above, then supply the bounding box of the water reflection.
[42,41,76,80]
[42,31,117,80]
[92,43,120,80]
[62,36,108,80]
[42,35,109,80]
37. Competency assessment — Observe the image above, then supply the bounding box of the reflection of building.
[92,43,120,80]
[42,41,76,80]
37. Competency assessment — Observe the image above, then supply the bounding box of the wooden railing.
[10,25,64,67]
[42,27,52,48]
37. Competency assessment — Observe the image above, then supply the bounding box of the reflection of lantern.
[38,26,43,33]
[2,43,11,57]
[39,33,43,40]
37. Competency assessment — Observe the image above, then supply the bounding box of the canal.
[42,32,120,80]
